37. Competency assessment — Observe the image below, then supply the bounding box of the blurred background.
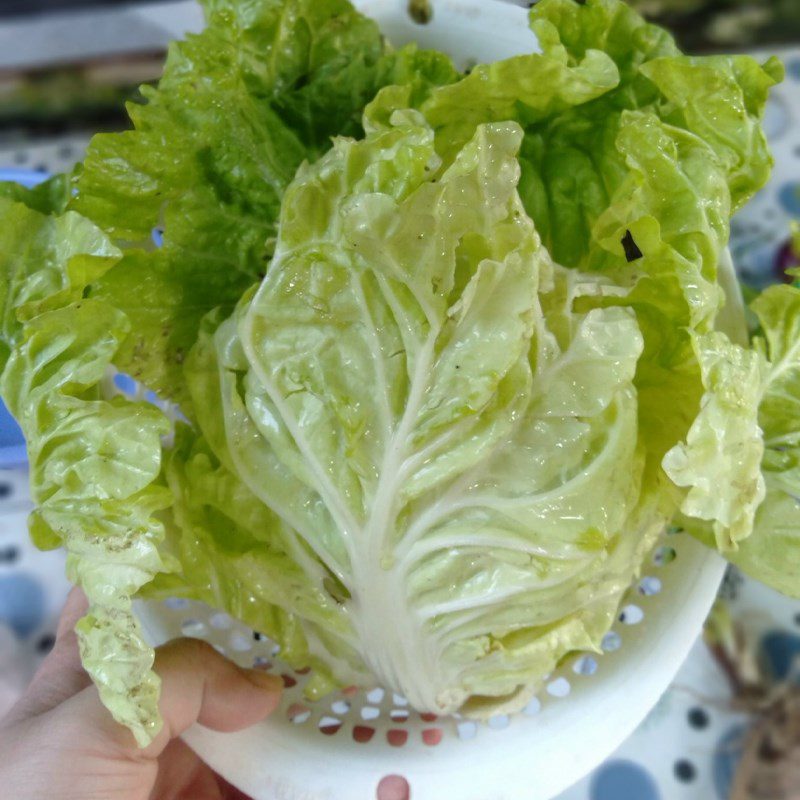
[0,0,798,152]
[0,2,798,800]
[0,0,200,162]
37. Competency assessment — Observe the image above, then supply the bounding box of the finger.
[150,738,219,800]
[171,760,229,800]
[4,587,91,724]
[219,774,255,800]
[377,775,411,800]
[150,738,253,800]
[59,637,283,759]
[55,585,89,640]
[150,638,284,749]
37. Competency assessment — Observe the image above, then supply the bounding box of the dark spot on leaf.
[622,229,643,262]
[323,574,351,605]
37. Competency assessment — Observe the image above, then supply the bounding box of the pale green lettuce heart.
[177,106,653,715]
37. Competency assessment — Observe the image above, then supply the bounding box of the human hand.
[0,587,283,800]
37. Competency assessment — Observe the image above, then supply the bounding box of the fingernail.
[244,669,284,693]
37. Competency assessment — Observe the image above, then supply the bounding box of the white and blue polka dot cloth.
[2,49,800,800]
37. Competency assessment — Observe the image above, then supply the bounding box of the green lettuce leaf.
[662,331,766,550]
[365,0,781,495]
[0,199,120,362]
[72,0,456,412]
[145,424,365,699]
[753,284,800,465]
[733,284,800,596]
[664,285,800,596]
[683,488,800,600]
[0,197,175,746]
[0,174,72,216]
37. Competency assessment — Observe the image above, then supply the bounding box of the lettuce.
[71,0,456,410]
[0,199,174,745]
[0,0,456,743]
[367,0,781,484]
[0,0,796,745]
[667,284,800,596]
[188,111,660,711]
[663,331,766,550]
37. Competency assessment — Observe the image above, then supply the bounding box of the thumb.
[63,638,283,758]
[5,587,90,725]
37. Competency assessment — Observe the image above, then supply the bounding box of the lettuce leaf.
[0,174,72,216]
[754,285,800,461]
[178,104,658,715]
[662,331,766,549]
[0,198,175,745]
[73,0,456,412]
[147,425,365,699]
[365,0,781,489]
[664,285,800,597]
[732,285,800,595]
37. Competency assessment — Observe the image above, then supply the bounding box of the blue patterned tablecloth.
[1,48,799,800]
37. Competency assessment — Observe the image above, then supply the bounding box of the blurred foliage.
[0,54,162,136]
[625,0,800,50]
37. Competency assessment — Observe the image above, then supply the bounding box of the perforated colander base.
[148,538,676,751]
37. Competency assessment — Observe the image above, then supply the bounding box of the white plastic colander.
[137,2,729,798]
